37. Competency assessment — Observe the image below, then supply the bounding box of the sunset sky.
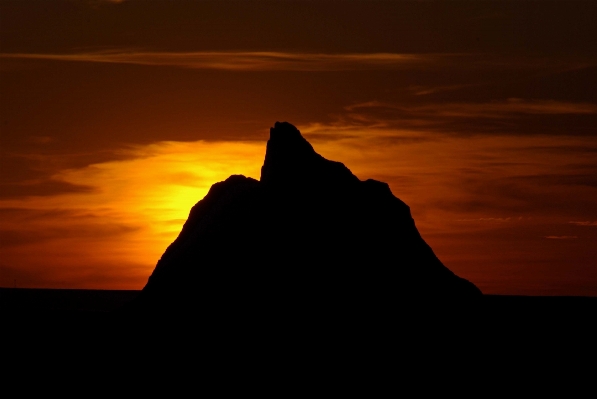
[1,1,596,295]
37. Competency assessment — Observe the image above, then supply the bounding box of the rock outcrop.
[134,122,481,315]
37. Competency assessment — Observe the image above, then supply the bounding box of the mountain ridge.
[133,121,481,314]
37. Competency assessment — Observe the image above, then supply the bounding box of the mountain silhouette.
[132,122,481,315]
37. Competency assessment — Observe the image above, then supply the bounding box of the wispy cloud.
[569,221,597,226]
[0,179,96,198]
[408,84,479,96]
[346,99,597,119]
[456,217,512,223]
[0,51,431,71]
[89,0,126,5]
[4,51,593,81]
[322,99,597,138]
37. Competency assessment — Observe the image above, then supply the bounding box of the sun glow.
[58,140,265,231]
[0,140,265,288]
[1,130,596,294]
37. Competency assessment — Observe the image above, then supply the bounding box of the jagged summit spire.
[260,121,358,186]
[269,121,306,142]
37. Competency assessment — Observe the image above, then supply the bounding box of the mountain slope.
[134,122,481,314]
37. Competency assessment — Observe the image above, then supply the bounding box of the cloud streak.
[346,99,597,119]
[4,50,592,75]
[0,51,432,71]
[569,221,597,226]
[321,99,597,138]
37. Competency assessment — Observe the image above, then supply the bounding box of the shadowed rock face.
[135,122,481,314]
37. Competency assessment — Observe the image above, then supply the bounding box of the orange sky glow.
[1,1,596,295]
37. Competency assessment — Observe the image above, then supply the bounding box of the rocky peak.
[133,121,482,315]
[260,121,358,187]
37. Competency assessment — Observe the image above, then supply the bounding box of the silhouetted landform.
[131,122,481,316]
[4,288,596,322]
[0,288,139,315]
[3,288,595,372]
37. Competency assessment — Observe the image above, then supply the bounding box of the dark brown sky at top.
[2,1,596,55]
[1,1,596,293]
[2,1,596,172]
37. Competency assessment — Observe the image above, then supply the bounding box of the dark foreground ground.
[2,286,596,315]
[2,287,595,375]
[2,287,596,325]
[1,287,140,315]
